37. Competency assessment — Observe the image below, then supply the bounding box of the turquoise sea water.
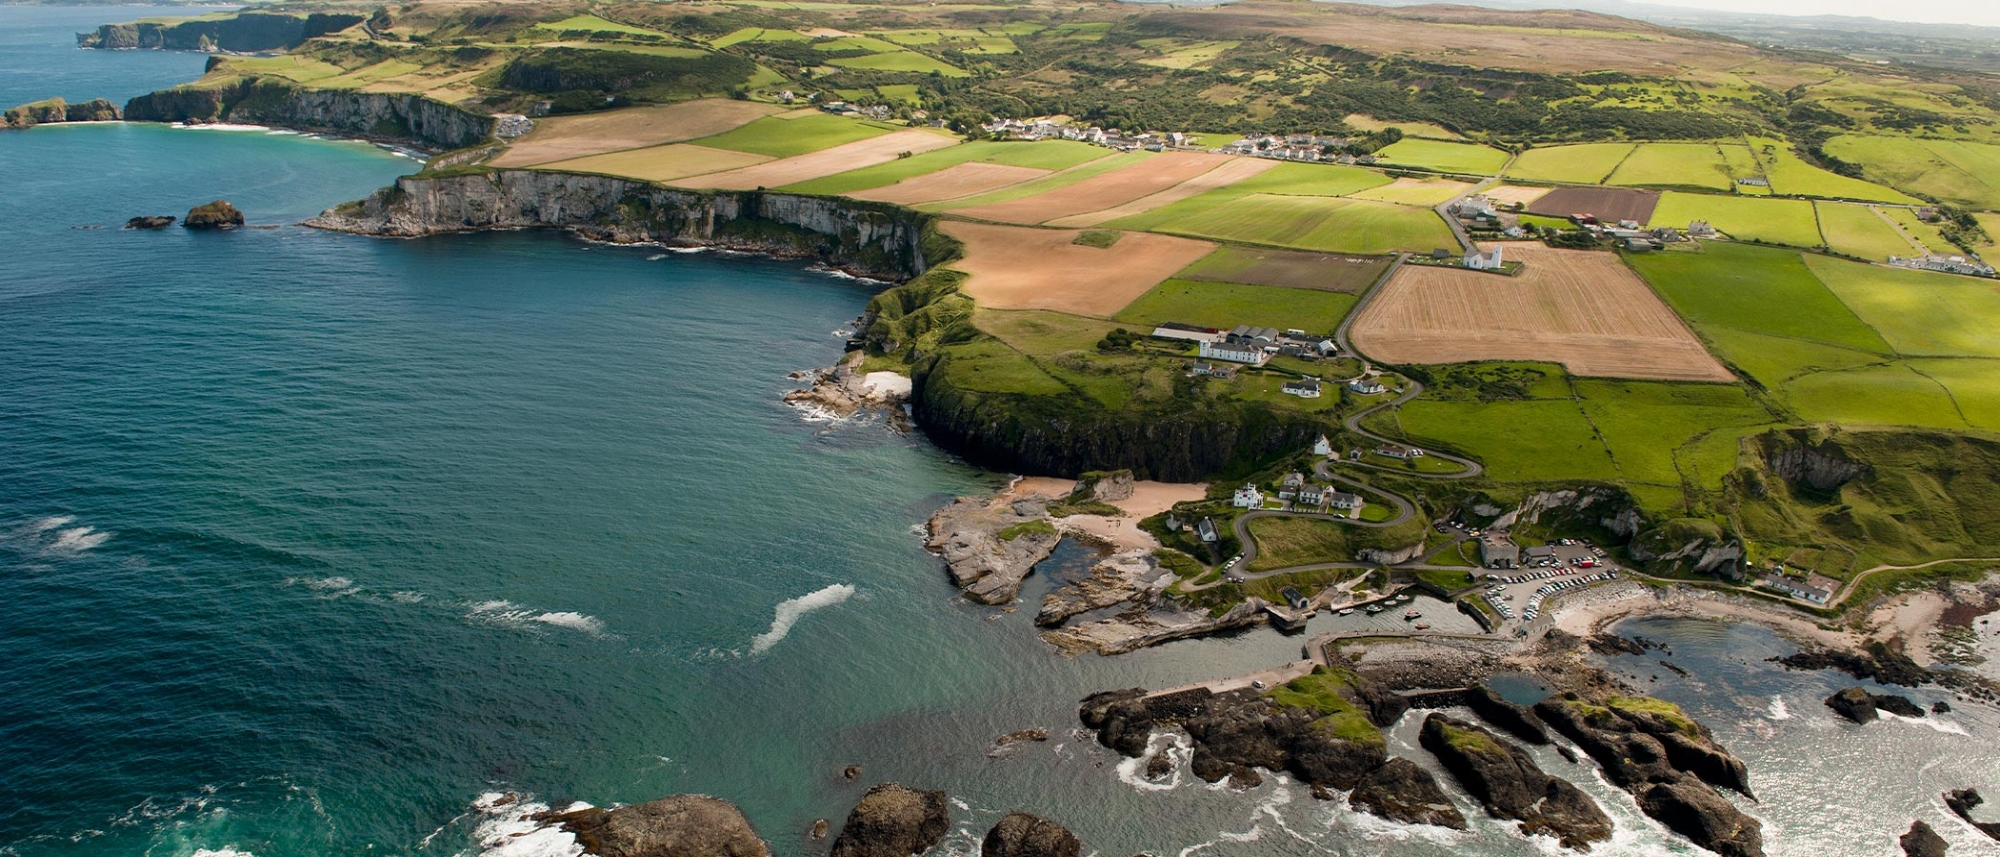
[4,11,1999,857]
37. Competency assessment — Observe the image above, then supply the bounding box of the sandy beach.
[993,476,1207,552]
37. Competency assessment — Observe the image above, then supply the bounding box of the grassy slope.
[1506,143,1634,184]
[1607,142,1735,191]
[1374,139,1510,175]
[691,113,900,157]
[1824,135,2000,210]
[781,139,1108,195]
[1648,193,1823,248]
[1804,255,2000,359]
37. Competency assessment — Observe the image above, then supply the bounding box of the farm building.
[1199,339,1270,365]
[1375,444,1424,459]
[1152,322,1222,344]
[1326,491,1364,511]
[1481,539,1519,569]
[1282,378,1323,398]
[1349,377,1386,394]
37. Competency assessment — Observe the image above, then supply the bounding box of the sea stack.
[183,200,245,229]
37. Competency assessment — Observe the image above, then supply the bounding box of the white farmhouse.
[1199,339,1270,365]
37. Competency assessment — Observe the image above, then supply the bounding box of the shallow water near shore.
[5,10,2000,857]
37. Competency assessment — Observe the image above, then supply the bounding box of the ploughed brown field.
[1046,157,1278,227]
[490,100,781,167]
[1527,187,1661,224]
[1182,248,1390,293]
[668,129,958,190]
[952,151,1234,225]
[1351,242,1733,381]
[849,163,1051,205]
[941,221,1216,317]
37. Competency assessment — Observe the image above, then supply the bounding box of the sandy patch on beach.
[1058,481,1208,551]
[1550,581,1856,650]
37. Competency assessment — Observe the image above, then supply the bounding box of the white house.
[1375,444,1425,459]
[1312,435,1333,456]
[1199,339,1270,365]
[1349,377,1386,395]
[1464,245,1505,270]
[1282,377,1322,398]
[1327,491,1364,511]
[1197,517,1219,543]
[1232,485,1264,508]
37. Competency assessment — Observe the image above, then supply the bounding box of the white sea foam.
[300,576,361,598]
[31,515,75,532]
[1115,732,1191,793]
[468,792,591,857]
[173,122,272,132]
[192,849,257,857]
[466,601,605,635]
[49,525,109,552]
[264,129,300,136]
[1884,711,1968,735]
[531,611,606,634]
[1767,695,1792,720]
[748,583,855,654]
[646,253,668,261]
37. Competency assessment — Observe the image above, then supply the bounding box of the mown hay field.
[941,221,1215,317]
[491,100,780,167]
[1352,243,1733,381]
[1824,135,2000,210]
[1814,202,1916,262]
[1505,143,1634,184]
[690,111,903,158]
[1112,278,1359,333]
[1346,176,1474,207]
[670,128,957,189]
[1126,194,1455,255]
[535,143,771,182]
[849,163,1050,204]
[1177,247,1389,292]
[783,139,1108,196]
[1648,193,1822,248]
[1047,157,1278,227]
[950,151,1233,224]
[1606,142,1738,191]
[1373,138,1511,175]
[1104,162,1394,232]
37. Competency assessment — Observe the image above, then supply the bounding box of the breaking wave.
[466,600,607,636]
[466,792,591,857]
[1767,695,1791,721]
[748,583,855,654]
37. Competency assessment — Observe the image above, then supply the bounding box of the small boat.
[1365,604,1384,614]
[1414,622,1431,630]
[1338,608,1354,616]
[1403,610,1422,621]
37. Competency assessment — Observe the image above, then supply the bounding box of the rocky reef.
[829,783,949,857]
[550,794,769,857]
[125,77,492,150]
[4,97,120,129]
[981,812,1081,857]
[1824,686,1926,723]
[309,171,929,280]
[1902,820,1949,857]
[125,215,175,230]
[1418,713,1612,850]
[1945,788,2000,843]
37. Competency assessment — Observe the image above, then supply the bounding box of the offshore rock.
[125,215,175,230]
[1042,600,1266,656]
[1348,757,1469,830]
[1466,684,1549,745]
[927,497,1061,605]
[551,795,769,857]
[309,171,927,280]
[1639,780,1763,857]
[982,812,1082,857]
[4,97,120,128]
[1825,686,1930,723]
[829,784,950,857]
[1902,820,1948,857]
[1418,713,1612,850]
[1945,789,2000,843]
[1036,550,1163,628]
[183,200,244,230]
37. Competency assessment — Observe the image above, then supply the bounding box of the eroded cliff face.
[308,170,928,279]
[3,97,120,128]
[78,12,365,52]
[124,78,493,151]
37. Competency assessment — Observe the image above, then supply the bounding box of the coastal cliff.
[125,77,493,151]
[4,97,120,128]
[309,170,929,279]
[79,12,366,52]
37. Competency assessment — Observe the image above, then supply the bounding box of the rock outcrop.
[79,11,365,51]
[1466,684,1549,745]
[829,784,950,857]
[1035,549,1165,628]
[310,171,929,280]
[551,795,769,857]
[1824,686,1925,723]
[1347,757,1469,830]
[927,497,1062,605]
[1945,789,2000,843]
[1531,693,1760,856]
[183,200,244,230]
[4,97,120,128]
[126,78,493,150]
[1078,669,1458,829]
[981,812,1081,857]
[1902,820,1949,857]
[1042,600,1265,656]
[1418,713,1613,850]
[124,215,175,230]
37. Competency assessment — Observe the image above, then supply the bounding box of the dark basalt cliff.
[125,77,493,151]
[1418,713,1612,850]
[309,170,929,280]
[4,97,120,128]
[79,12,365,52]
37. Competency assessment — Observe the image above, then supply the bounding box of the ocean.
[2,8,1997,857]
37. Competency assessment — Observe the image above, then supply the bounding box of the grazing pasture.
[1824,135,2000,210]
[1627,242,1891,354]
[1751,137,1917,202]
[1104,162,1394,232]
[1347,177,1475,207]
[941,221,1216,316]
[1392,399,1620,483]
[782,139,1108,196]
[1374,138,1511,175]
[1505,143,1634,184]
[827,51,968,75]
[1351,243,1732,381]
[1132,194,1457,255]
[534,143,771,182]
[1647,193,1822,248]
[1526,186,1659,224]
[1815,202,1919,261]
[1113,278,1359,332]
[1606,142,1735,190]
[1782,364,1967,429]
[669,128,958,189]
[491,100,780,167]
[931,152,1156,211]
[950,151,1234,224]
[849,163,1050,204]
[1805,255,2000,358]
[689,113,901,158]
[1907,359,2000,431]
[1176,247,1389,292]
[1572,379,1774,490]
[1047,157,1278,227]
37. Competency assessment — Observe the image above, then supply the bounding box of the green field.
[1505,143,1633,184]
[1782,363,1967,429]
[928,151,1155,210]
[1128,194,1456,255]
[1823,135,2000,210]
[1374,139,1511,175]
[1648,193,1824,248]
[1113,278,1358,332]
[812,35,904,53]
[1751,137,1917,203]
[1607,142,1736,190]
[1176,247,1388,292]
[828,51,967,76]
[1805,255,2000,358]
[1815,202,1916,261]
[1719,144,1769,194]
[1348,178,1471,207]
[689,113,897,158]
[532,14,664,36]
[1889,207,1955,254]
[1392,399,1619,483]
[1907,359,2000,431]
[1573,380,1773,491]
[781,140,1108,195]
[1106,162,1393,232]
[709,27,807,47]
[1697,326,1887,388]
